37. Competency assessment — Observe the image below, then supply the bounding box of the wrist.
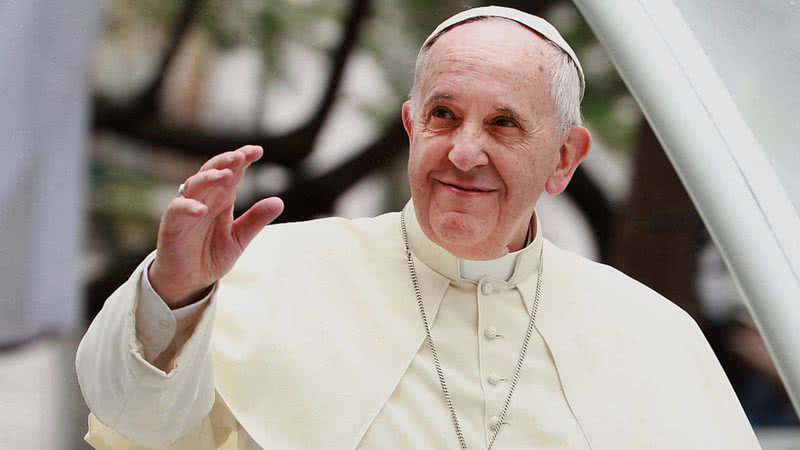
[148,261,212,309]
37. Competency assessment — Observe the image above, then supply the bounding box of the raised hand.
[148,145,284,308]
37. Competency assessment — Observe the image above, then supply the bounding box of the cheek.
[494,153,546,203]
[409,139,447,180]
[407,146,428,186]
[495,154,529,186]
[407,144,436,203]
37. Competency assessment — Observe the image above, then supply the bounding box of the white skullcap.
[421,5,585,99]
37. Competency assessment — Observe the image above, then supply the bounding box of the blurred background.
[0,0,797,448]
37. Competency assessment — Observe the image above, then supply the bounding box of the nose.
[448,124,488,172]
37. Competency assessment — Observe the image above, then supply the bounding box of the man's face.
[404,19,566,260]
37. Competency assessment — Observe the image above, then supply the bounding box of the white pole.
[572,0,800,413]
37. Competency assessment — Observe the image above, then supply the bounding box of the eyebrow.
[422,92,530,124]
[424,92,453,104]
[495,105,529,125]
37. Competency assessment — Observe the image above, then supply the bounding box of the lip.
[437,179,496,195]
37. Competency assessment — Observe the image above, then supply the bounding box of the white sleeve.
[76,253,219,449]
[136,253,211,362]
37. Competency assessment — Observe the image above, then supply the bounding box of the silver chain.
[400,211,544,450]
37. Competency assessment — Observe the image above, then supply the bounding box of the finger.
[232,197,284,251]
[225,145,262,177]
[160,197,209,240]
[199,150,242,172]
[241,145,263,164]
[219,145,263,194]
[231,145,263,178]
[182,168,234,199]
[200,145,262,172]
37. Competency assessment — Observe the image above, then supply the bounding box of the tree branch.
[132,0,206,115]
[94,0,373,165]
[300,0,372,143]
[268,117,407,222]
[94,95,310,166]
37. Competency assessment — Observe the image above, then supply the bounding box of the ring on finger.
[178,182,187,198]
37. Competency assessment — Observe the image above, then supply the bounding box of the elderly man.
[77,6,761,450]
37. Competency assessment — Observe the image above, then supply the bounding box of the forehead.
[420,19,556,110]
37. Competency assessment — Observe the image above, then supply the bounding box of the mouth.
[438,179,496,195]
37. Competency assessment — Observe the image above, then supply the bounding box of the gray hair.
[409,18,583,136]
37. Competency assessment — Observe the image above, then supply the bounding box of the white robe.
[77,202,761,449]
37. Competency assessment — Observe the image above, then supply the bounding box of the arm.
[77,145,284,448]
[76,256,218,448]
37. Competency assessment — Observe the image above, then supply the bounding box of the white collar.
[458,253,519,282]
[404,200,542,286]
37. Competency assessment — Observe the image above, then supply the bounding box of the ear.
[545,126,592,195]
[402,101,414,142]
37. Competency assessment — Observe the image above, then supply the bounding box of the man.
[77,6,761,450]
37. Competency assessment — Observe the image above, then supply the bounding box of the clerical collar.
[403,200,542,287]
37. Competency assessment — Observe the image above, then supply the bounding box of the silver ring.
[178,183,187,197]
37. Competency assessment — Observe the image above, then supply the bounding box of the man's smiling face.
[404,18,569,260]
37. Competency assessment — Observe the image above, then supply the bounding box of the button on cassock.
[484,326,503,339]
[488,374,507,385]
[489,415,509,431]
[481,282,495,295]
[489,415,500,430]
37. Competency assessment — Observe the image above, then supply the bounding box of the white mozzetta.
[78,202,760,449]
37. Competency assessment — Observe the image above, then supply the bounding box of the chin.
[432,211,489,248]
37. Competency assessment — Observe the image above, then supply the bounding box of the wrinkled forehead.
[424,17,558,68]
[421,18,557,90]
[418,20,560,122]
[419,6,584,99]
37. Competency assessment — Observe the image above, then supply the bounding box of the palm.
[150,146,284,307]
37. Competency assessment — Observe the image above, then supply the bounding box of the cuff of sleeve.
[135,254,214,362]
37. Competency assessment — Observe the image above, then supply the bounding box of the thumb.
[232,197,284,251]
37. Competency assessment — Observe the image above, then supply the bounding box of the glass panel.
[673,0,800,214]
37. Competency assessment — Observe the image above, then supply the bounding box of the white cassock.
[76,201,761,449]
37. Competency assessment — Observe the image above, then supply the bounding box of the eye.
[492,116,517,128]
[431,106,455,120]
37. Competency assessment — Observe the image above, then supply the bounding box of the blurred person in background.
[77,6,761,450]
[0,1,103,449]
[0,0,100,346]
[698,244,800,427]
